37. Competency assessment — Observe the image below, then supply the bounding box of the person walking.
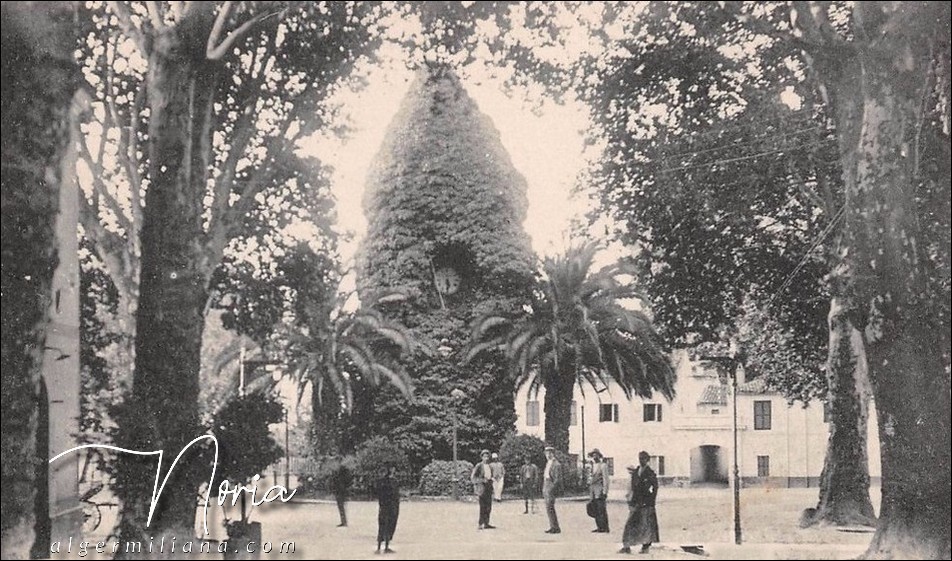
[619,451,659,554]
[589,449,611,533]
[329,458,353,528]
[520,455,540,514]
[490,453,506,502]
[542,446,562,534]
[374,466,400,554]
[471,449,496,529]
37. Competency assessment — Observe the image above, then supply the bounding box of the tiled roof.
[737,377,770,394]
[698,384,727,406]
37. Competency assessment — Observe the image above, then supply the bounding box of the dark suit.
[542,458,562,532]
[623,465,659,547]
[471,462,494,527]
[589,461,610,531]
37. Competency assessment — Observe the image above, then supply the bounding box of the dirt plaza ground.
[63,486,877,560]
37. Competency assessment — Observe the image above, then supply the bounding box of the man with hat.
[588,448,611,533]
[542,445,562,534]
[470,449,496,529]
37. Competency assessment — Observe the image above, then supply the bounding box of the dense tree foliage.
[355,65,536,470]
[1,3,82,557]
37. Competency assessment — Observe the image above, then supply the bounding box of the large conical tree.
[357,63,535,468]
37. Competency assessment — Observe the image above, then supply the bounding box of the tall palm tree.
[466,241,675,452]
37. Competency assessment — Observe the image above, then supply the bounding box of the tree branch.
[207,105,257,242]
[77,131,134,235]
[206,7,283,61]
[105,1,149,55]
[145,1,164,30]
[206,1,236,60]
[79,194,136,302]
[125,79,146,235]
[790,1,847,49]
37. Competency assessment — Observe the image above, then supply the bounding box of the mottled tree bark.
[793,3,952,557]
[114,4,223,550]
[1,3,80,559]
[803,294,876,527]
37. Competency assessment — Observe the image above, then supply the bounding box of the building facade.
[515,349,881,488]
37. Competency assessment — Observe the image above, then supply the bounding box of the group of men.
[470,447,661,555]
[470,446,564,533]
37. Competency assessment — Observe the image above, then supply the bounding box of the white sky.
[297,56,594,267]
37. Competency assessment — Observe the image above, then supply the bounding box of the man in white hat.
[490,452,506,502]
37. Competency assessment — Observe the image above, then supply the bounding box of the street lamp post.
[450,388,466,501]
[284,407,290,489]
[730,358,741,546]
[438,340,466,501]
[701,351,743,545]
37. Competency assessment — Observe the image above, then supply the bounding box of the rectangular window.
[711,408,720,415]
[643,403,662,422]
[753,400,772,430]
[650,455,665,476]
[599,403,619,422]
[757,455,770,477]
[526,401,540,427]
[570,400,578,426]
[604,457,615,476]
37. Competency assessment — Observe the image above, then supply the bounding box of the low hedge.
[418,460,474,497]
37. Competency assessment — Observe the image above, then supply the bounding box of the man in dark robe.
[619,451,660,554]
[374,466,400,554]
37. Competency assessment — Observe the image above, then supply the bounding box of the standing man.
[619,451,659,554]
[471,449,496,529]
[490,453,506,502]
[589,449,610,533]
[374,466,400,554]
[520,455,540,514]
[542,445,562,534]
[329,458,353,528]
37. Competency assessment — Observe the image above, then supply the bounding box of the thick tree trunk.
[543,375,574,453]
[798,3,952,556]
[114,5,222,551]
[1,3,79,558]
[803,294,876,527]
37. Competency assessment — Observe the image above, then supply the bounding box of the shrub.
[354,437,411,492]
[418,460,474,497]
[498,434,546,490]
[297,454,356,498]
[210,392,284,493]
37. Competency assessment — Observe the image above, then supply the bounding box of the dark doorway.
[690,445,728,485]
